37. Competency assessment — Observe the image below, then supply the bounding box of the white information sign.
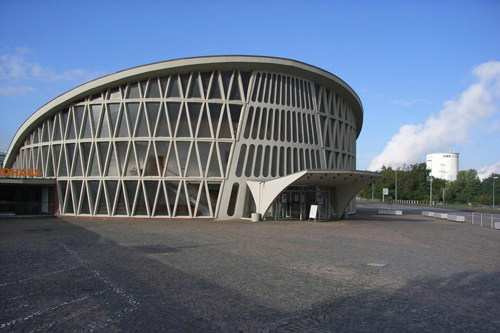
[383,188,389,195]
[309,205,318,220]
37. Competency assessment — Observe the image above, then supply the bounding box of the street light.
[429,176,433,206]
[494,176,498,210]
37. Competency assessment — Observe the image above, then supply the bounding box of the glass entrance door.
[272,188,330,220]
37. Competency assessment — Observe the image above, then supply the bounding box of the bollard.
[472,212,474,225]
[481,213,483,227]
[492,215,494,229]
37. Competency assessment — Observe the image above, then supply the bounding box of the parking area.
[1,207,499,332]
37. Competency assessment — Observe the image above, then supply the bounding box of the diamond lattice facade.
[3,56,375,220]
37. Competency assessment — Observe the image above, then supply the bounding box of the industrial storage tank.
[426,153,459,181]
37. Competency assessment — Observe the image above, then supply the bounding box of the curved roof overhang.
[247,170,380,219]
[4,56,363,168]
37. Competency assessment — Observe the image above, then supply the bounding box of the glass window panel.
[271,146,277,177]
[165,144,180,176]
[67,113,76,140]
[263,74,270,103]
[74,106,84,135]
[262,145,270,177]
[316,150,322,169]
[229,74,241,101]
[179,74,190,98]
[143,143,159,177]
[166,75,181,98]
[240,71,251,101]
[218,143,232,177]
[146,102,160,135]
[65,182,74,214]
[159,77,168,97]
[297,113,303,143]
[245,145,255,177]
[253,145,263,177]
[280,110,286,141]
[66,143,75,174]
[286,148,292,175]
[166,102,181,135]
[87,180,99,211]
[73,180,83,213]
[81,143,91,175]
[176,141,190,175]
[305,149,311,169]
[220,71,232,98]
[107,180,118,214]
[127,83,140,99]
[197,106,212,138]
[124,145,139,176]
[264,108,272,140]
[144,181,159,215]
[155,141,169,176]
[188,103,202,137]
[90,104,102,137]
[80,183,91,214]
[109,87,122,100]
[186,182,200,216]
[300,149,305,171]
[53,116,62,141]
[229,104,242,134]
[258,73,266,103]
[125,180,138,214]
[155,103,170,137]
[132,106,147,137]
[155,182,169,216]
[186,146,201,177]
[279,146,285,176]
[165,181,179,214]
[108,104,120,136]
[139,80,147,97]
[196,183,211,217]
[106,145,120,177]
[115,182,127,215]
[135,141,149,176]
[41,123,49,142]
[208,103,222,136]
[175,182,190,217]
[134,183,148,216]
[61,109,69,137]
[115,141,129,174]
[311,150,316,169]
[97,181,108,215]
[200,72,211,97]
[293,148,298,173]
[175,108,192,137]
[207,182,221,216]
[46,148,54,177]
[146,78,161,98]
[206,145,221,177]
[126,103,140,136]
[208,72,222,99]
[188,72,202,98]
[89,144,100,176]
[116,110,129,138]
[98,142,109,175]
[58,146,67,176]
[218,106,232,139]
[197,142,211,176]
[227,182,239,216]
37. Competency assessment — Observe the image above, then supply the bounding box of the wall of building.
[426,153,459,181]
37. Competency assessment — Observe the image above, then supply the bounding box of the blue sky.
[1,0,499,177]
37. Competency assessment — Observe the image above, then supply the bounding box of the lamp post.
[395,168,398,203]
[429,176,433,206]
[494,176,498,210]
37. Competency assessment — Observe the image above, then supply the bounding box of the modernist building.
[2,56,379,219]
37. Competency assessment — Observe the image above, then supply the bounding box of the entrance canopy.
[247,170,380,219]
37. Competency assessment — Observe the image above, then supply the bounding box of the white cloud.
[0,85,35,96]
[0,48,103,82]
[369,61,500,171]
[390,98,436,107]
[477,161,500,180]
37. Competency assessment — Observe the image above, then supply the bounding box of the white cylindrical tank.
[426,153,459,181]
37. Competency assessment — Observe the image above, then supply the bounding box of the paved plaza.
[1,205,499,332]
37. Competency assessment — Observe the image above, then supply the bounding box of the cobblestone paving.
[1,208,499,332]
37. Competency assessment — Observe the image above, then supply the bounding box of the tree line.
[358,163,499,206]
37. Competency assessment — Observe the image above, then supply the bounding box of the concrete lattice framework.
[4,56,367,220]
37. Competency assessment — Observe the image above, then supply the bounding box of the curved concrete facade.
[4,56,370,219]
